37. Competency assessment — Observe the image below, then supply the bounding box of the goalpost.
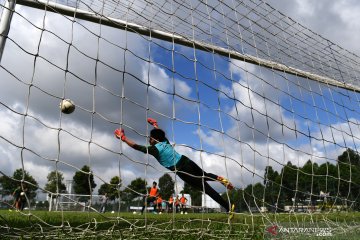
[1,0,360,238]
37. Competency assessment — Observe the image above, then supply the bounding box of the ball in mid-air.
[59,99,75,114]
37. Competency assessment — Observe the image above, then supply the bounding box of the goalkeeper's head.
[150,128,166,144]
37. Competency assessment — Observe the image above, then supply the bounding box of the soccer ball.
[59,99,75,114]
[111,210,115,214]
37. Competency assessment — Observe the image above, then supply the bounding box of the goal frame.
[2,0,357,93]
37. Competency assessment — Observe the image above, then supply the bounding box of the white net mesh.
[1,0,360,238]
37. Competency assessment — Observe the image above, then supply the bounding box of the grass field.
[1,210,360,239]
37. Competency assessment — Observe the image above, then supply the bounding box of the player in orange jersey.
[141,181,159,214]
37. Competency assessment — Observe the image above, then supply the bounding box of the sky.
[265,0,360,56]
[1,0,360,201]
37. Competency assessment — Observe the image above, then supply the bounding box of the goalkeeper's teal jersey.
[154,141,182,168]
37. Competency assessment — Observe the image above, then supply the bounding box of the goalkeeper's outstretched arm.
[114,118,161,149]
[147,118,159,129]
[114,118,168,159]
[114,127,160,159]
[114,128,136,147]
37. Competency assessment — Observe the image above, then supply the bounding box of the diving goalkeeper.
[114,118,234,213]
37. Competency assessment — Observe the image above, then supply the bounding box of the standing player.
[19,191,27,211]
[156,193,163,213]
[180,193,188,214]
[141,181,159,214]
[99,193,108,213]
[161,196,167,213]
[168,195,174,213]
[114,118,234,214]
[175,195,180,213]
[12,185,22,210]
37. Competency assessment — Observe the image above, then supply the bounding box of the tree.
[338,148,360,165]
[158,173,174,200]
[73,165,97,202]
[182,182,202,206]
[222,188,248,212]
[44,171,66,197]
[276,161,298,206]
[264,166,279,207]
[0,175,12,196]
[0,169,38,200]
[298,160,319,202]
[98,176,121,201]
[316,162,338,196]
[98,183,109,196]
[243,183,265,209]
[337,148,360,209]
[121,178,147,204]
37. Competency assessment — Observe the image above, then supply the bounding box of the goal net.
[1,0,360,238]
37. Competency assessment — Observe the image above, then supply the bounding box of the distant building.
[65,180,74,194]
[202,194,221,211]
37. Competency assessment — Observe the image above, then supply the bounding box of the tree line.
[1,149,359,212]
[0,165,178,206]
[222,148,360,212]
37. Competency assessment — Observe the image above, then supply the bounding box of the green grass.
[1,210,360,239]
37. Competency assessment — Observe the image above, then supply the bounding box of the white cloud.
[266,0,360,55]
[296,0,315,16]
[144,62,192,99]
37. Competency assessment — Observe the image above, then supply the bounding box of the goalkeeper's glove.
[114,128,126,141]
[147,118,158,128]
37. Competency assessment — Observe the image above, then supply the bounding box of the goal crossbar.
[15,0,360,93]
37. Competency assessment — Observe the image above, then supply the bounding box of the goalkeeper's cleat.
[228,204,235,222]
[217,176,234,190]
[147,118,159,128]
